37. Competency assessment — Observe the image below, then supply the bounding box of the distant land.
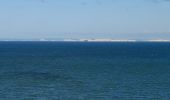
[1,38,170,42]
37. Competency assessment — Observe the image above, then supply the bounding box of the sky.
[0,0,170,40]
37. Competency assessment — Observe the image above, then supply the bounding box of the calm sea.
[0,42,170,100]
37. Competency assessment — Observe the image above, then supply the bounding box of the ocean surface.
[0,42,170,100]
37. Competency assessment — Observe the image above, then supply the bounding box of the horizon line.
[1,40,170,42]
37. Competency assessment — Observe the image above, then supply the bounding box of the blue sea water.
[0,42,170,100]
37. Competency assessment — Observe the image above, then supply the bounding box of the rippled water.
[0,42,170,100]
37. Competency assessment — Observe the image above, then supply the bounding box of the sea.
[0,42,170,100]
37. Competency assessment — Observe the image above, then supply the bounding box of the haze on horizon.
[0,0,170,40]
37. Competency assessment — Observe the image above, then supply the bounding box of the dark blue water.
[0,42,170,100]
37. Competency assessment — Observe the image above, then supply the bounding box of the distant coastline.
[1,39,170,42]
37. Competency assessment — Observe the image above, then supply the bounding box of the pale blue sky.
[0,0,170,40]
